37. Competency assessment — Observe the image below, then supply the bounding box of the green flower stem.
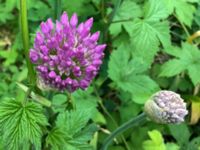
[93,84,130,150]
[66,92,76,110]
[20,0,36,86]
[17,83,52,107]
[54,0,61,20]
[101,113,147,150]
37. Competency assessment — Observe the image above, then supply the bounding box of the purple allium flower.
[29,12,106,92]
[144,90,188,124]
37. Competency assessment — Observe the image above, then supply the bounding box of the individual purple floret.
[29,12,106,92]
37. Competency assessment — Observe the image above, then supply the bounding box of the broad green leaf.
[46,106,97,150]
[0,99,48,150]
[5,0,17,11]
[164,0,196,27]
[131,19,159,66]
[108,44,159,104]
[131,127,149,150]
[144,0,169,21]
[0,5,14,24]
[166,143,180,150]
[0,48,18,66]
[168,123,190,146]
[187,137,200,150]
[45,127,68,150]
[130,19,170,66]
[159,59,187,77]
[142,130,166,150]
[110,0,142,36]
[160,43,200,85]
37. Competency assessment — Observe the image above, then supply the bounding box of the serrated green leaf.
[45,127,68,150]
[160,43,200,85]
[46,108,97,150]
[164,0,196,27]
[144,0,169,21]
[130,18,170,66]
[110,0,142,36]
[0,99,48,150]
[159,59,187,77]
[108,45,159,104]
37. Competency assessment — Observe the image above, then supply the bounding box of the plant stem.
[66,92,76,110]
[17,83,51,107]
[101,113,147,150]
[93,84,130,150]
[174,14,190,38]
[54,0,61,20]
[20,0,36,86]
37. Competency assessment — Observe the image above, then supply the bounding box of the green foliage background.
[0,0,200,149]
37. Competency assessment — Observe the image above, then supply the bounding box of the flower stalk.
[101,113,147,150]
[20,0,36,86]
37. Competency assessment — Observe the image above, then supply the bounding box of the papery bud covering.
[144,90,188,124]
[29,12,106,92]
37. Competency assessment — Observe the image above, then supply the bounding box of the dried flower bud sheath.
[29,12,106,92]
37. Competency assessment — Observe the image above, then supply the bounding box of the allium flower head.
[144,90,188,124]
[29,12,106,92]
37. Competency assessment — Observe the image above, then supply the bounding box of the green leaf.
[164,0,196,27]
[0,5,14,24]
[0,99,48,150]
[159,59,187,77]
[160,43,200,85]
[168,123,190,146]
[5,0,17,11]
[109,0,142,36]
[128,0,171,66]
[45,127,68,150]
[46,107,97,150]
[165,143,180,150]
[61,0,94,16]
[187,137,200,150]
[108,44,159,104]
[0,48,18,66]
[131,127,149,149]
[144,0,169,21]
[142,130,166,150]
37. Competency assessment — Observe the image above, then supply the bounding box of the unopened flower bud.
[144,90,188,124]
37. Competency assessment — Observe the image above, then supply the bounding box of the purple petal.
[70,13,78,27]
[30,49,39,63]
[40,22,49,34]
[47,18,54,31]
[84,18,93,30]
[56,21,63,32]
[90,31,100,42]
[49,71,56,78]
[60,11,69,26]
